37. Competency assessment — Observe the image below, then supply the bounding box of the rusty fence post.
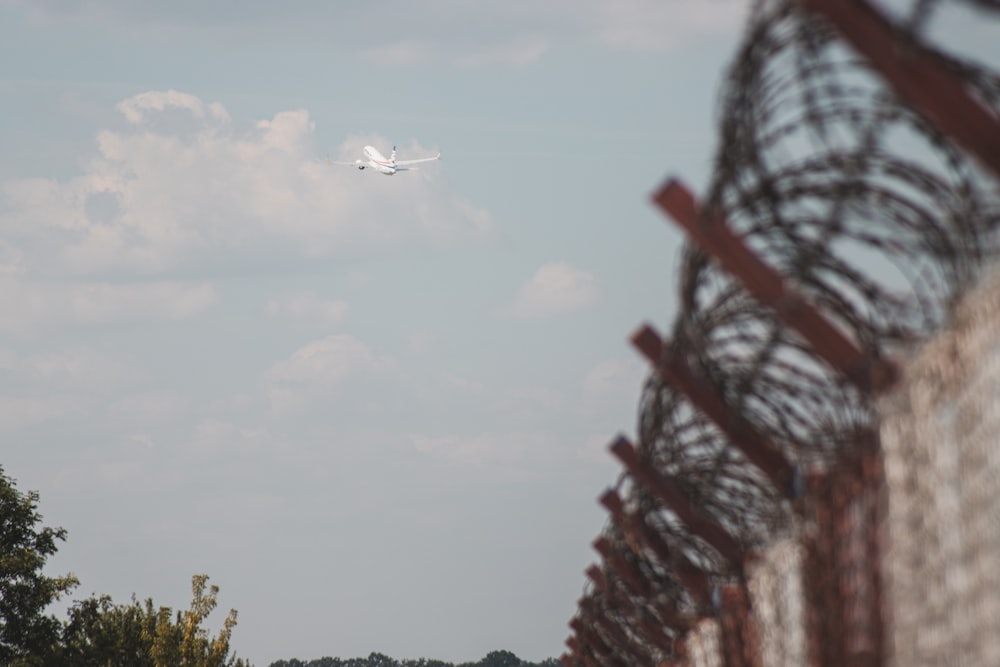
[718,584,763,667]
[631,324,799,498]
[651,180,899,394]
[609,436,746,570]
[796,0,1000,180]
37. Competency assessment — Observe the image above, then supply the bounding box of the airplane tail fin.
[390,145,397,165]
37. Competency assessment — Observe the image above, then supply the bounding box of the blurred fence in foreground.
[561,0,1000,665]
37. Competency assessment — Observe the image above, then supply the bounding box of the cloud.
[0,394,83,429]
[592,0,750,52]
[457,36,551,67]
[109,391,187,425]
[187,418,273,457]
[117,89,228,124]
[123,432,156,449]
[353,1,745,67]
[504,262,598,319]
[0,91,490,279]
[360,35,551,69]
[6,1,751,65]
[22,346,134,390]
[263,334,393,415]
[0,278,218,334]
[265,334,392,385]
[0,90,490,338]
[0,240,24,276]
[410,431,550,467]
[491,386,565,421]
[267,292,349,328]
[358,40,441,68]
[582,357,646,405]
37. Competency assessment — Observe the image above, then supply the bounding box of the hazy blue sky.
[4,1,991,665]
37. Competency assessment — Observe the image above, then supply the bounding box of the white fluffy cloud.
[504,261,598,319]
[0,90,489,279]
[0,90,490,335]
[263,334,393,415]
[117,89,230,124]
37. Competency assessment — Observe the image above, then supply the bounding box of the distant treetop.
[267,650,559,667]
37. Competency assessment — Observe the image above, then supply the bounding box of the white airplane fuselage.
[360,146,398,175]
[340,144,440,175]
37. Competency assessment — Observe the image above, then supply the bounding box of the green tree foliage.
[477,650,521,667]
[1,467,250,664]
[148,574,245,667]
[56,574,251,667]
[270,650,556,667]
[59,594,156,665]
[0,465,79,664]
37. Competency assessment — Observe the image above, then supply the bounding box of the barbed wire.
[633,0,1000,555]
[572,1,1000,664]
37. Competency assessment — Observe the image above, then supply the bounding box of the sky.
[1,2,994,666]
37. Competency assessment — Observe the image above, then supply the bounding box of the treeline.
[2,466,555,667]
[1,465,249,666]
[270,650,559,667]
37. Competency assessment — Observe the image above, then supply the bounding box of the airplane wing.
[393,153,441,166]
[327,159,360,166]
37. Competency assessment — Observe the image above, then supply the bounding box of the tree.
[1,467,251,665]
[268,652,558,667]
[479,651,521,667]
[534,659,560,667]
[59,594,156,666]
[366,652,398,667]
[0,465,79,664]
[57,574,251,667]
[150,573,247,667]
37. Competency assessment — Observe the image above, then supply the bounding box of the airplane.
[328,145,441,175]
